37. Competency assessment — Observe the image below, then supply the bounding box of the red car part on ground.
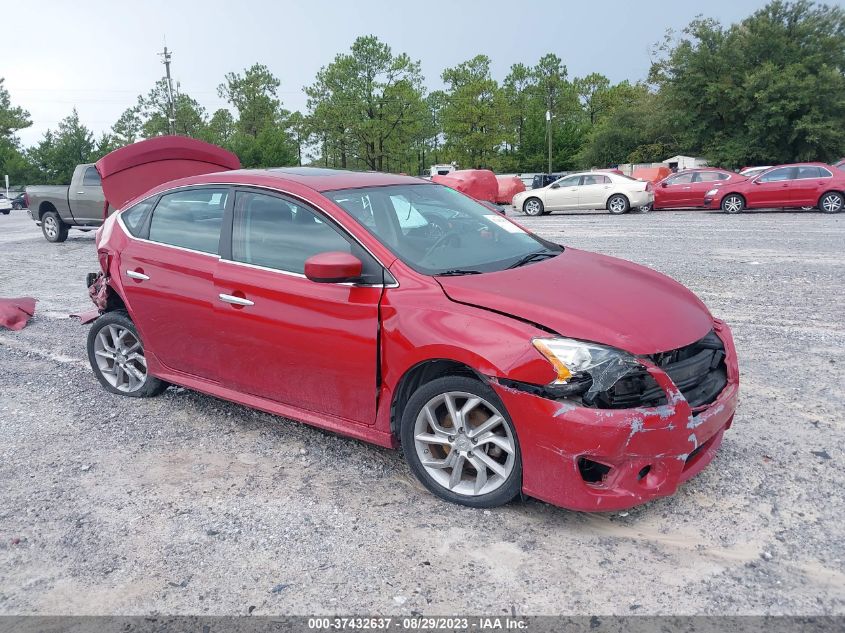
[0,297,36,331]
[631,166,671,183]
[704,163,845,213]
[494,175,526,205]
[653,169,747,210]
[431,169,498,203]
[85,137,739,512]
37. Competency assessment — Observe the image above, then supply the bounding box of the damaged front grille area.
[497,330,728,410]
[592,331,727,409]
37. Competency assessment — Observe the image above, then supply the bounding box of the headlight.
[532,337,640,398]
[705,188,718,197]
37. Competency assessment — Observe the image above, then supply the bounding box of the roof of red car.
[206,167,427,192]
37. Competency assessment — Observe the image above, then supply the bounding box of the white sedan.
[512,171,654,216]
[0,194,12,215]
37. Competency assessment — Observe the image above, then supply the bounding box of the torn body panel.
[0,297,36,331]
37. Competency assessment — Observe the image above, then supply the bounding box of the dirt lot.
[1,206,843,616]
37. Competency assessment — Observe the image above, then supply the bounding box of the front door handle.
[125,270,149,280]
[218,293,254,307]
[76,191,85,195]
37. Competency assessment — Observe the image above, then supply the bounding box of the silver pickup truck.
[26,164,107,242]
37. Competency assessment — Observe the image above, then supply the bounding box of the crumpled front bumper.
[491,320,739,512]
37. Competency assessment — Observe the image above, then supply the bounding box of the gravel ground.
[0,205,843,616]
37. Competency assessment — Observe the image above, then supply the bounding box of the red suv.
[705,163,845,213]
[653,168,746,210]
[84,137,739,512]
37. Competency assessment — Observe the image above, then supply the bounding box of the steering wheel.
[422,230,462,260]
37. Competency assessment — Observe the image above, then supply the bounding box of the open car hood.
[95,136,240,211]
[436,248,714,355]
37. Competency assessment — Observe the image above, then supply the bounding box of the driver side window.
[758,167,794,183]
[555,176,581,188]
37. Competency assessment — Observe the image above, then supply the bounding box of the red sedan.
[705,163,845,213]
[83,136,739,512]
[653,168,746,210]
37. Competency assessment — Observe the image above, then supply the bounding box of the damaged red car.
[85,137,739,511]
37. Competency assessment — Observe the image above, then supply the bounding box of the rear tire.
[818,191,844,214]
[607,194,630,214]
[400,375,522,509]
[41,211,69,242]
[87,311,167,398]
[523,198,544,216]
[1,209,9,215]
[721,194,745,214]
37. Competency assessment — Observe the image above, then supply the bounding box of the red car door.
[790,165,831,207]
[117,187,230,380]
[214,189,383,426]
[690,171,730,207]
[655,172,695,208]
[746,166,796,207]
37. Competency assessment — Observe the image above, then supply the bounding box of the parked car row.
[515,160,845,216]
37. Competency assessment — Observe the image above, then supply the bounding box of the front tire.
[721,194,745,214]
[607,194,630,214]
[523,197,544,216]
[41,211,69,242]
[400,376,522,508]
[87,311,167,398]
[819,191,844,214]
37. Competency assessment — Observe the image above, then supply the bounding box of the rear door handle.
[76,191,85,195]
[218,293,254,307]
[125,270,149,280]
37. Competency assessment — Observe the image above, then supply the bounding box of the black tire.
[721,194,745,214]
[41,210,69,242]
[522,197,544,216]
[1,209,9,215]
[607,194,630,214]
[87,310,167,398]
[400,375,522,509]
[818,191,844,214]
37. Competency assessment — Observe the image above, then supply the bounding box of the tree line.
[1,0,843,187]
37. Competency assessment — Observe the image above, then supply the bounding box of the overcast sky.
[5,0,780,147]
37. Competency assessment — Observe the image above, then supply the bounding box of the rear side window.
[231,191,379,281]
[696,171,729,182]
[83,167,101,187]
[796,166,830,179]
[148,188,229,254]
[582,174,610,185]
[667,173,694,184]
[121,199,155,237]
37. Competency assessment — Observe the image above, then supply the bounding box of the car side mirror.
[304,251,363,283]
[752,179,762,185]
[661,182,668,188]
[550,183,559,189]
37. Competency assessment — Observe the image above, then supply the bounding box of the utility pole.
[546,110,552,174]
[159,45,175,135]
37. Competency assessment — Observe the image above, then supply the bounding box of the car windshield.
[327,184,561,275]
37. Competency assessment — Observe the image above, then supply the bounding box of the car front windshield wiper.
[435,269,483,276]
[506,250,559,269]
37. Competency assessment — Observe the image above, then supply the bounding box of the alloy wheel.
[608,196,627,213]
[43,216,58,239]
[821,193,843,213]
[524,199,542,216]
[413,391,516,497]
[93,324,148,393]
[723,196,743,213]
